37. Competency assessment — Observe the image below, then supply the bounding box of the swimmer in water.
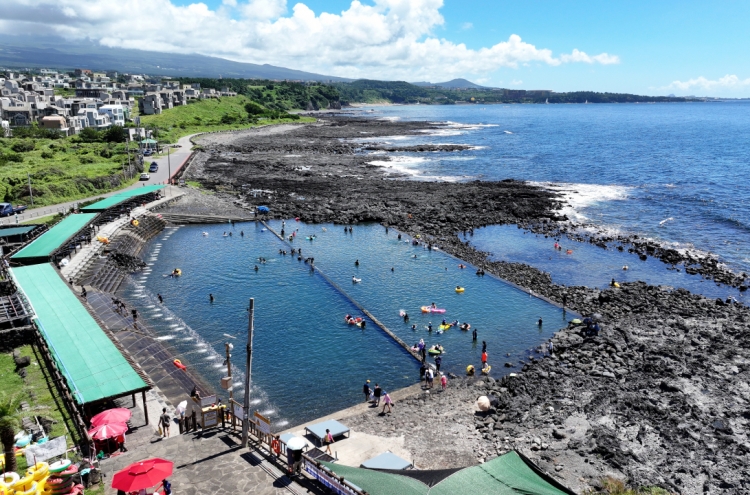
[431,302,437,309]
[209,294,214,303]
[254,265,259,271]
[355,259,359,266]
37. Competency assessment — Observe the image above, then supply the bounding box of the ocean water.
[128,221,566,428]
[350,102,750,277]
[460,225,744,301]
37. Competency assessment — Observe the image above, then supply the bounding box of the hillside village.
[0,68,238,137]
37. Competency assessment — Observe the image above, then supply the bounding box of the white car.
[139,173,150,181]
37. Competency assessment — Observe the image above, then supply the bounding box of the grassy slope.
[139,95,315,143]
[0,138,139,207]
[0,346,78,473]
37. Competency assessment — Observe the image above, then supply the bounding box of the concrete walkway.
[1,134,197,226]
[99,431,327,495]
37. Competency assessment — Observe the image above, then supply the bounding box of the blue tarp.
[257,206,270,213]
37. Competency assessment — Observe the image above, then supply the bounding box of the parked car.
[142,149,153,156]
[0,203,27,217]
[149,162,159,172]
[139,173,150,181]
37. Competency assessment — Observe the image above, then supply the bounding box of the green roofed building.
[81,185,165,213]
[317,451,576,495]
[11,213,97,265]
[11,264,148,404]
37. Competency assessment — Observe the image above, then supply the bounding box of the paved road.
[0,133,197,226]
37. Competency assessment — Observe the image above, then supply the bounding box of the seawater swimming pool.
[124,221,566,428]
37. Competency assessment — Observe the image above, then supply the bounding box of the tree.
[0,392,26,474]
[103,125,127,143]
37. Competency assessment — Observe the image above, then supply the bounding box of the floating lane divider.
[261,221,422,363]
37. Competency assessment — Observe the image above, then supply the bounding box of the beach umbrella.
[111,458,174,492]
[476,396,490,412]
[88,422,128,441]
[286,436,307,451]
[90,408,132,427]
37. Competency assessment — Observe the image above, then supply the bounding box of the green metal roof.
[11,213,97,262]
[11,264,147,404]
[321,451,573,495]
[0,226,35,237]
[80,185,165,212]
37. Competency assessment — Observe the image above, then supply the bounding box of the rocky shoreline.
[163,117,749,494]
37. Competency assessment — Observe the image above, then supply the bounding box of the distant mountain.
[0,35,351,82]
[412,78,490,89]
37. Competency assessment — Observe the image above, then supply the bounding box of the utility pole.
[241,298,255,448]
[167,145,171,195]
[27,173,33,207]
[126,136,132,179]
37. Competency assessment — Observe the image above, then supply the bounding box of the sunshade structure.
[11,213,97,265]
[361,452,413,470]
[0,226,35,238]
[320,451,576,495]
[90,408,132,427]
[11,264,148,404]
[111,458,173,492]
[81,185,165,213]
[88,422,128,440]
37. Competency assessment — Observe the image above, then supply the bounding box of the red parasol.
[88,422,128,440]
[111,458,174,492]
[90,408,132,427]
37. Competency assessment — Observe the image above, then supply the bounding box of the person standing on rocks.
[381,391,393,414]
[421,346,427,363]
[363,380,371,402]
[435,355,442,374]
[373,383,382,406]
[440,373,447,391]
[158,294,163,304]
[426,367,434,389]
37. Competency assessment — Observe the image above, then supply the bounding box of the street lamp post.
[241,298,255,448]
[167,145,171,196]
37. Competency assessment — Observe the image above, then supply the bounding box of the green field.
[140,95,314,143]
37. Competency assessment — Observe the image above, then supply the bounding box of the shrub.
[99,148,112,158]
[79,156,95,164]
[40,151,54,159]
[11,140,35,152]
[220,114,238,124]
[78,127,101,143]
[1,152,24,163]
[244,101,266,116]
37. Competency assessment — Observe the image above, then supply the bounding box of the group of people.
[362,380,393,413]
[419,363,448,390]
[580,317,601,337]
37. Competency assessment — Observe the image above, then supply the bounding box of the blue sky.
[4,0,750,95]
[164,0,750,95]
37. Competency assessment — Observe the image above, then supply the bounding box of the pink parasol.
[88,422,128,440]
[90,408,132,427]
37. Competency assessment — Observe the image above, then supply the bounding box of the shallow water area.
[129,220,570,428]
[267,220,567,374]
[462,225,745,301]
[123,222,417,428]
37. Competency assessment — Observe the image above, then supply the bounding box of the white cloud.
[510,79,523,86]
[460,22,473,30]
[559,48,620,65]
[0,0,620,80]
[666,74,750,91]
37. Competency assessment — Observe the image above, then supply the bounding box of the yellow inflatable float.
[455,286,465,293]
[96,235,110,244]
